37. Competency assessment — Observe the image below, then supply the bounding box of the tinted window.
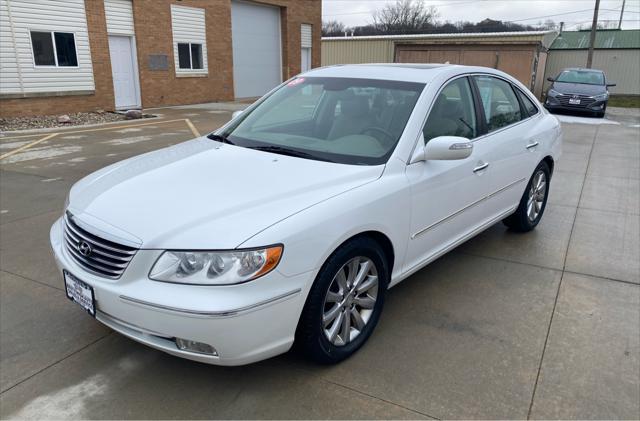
[517,89,539,117]
[190,44,203,69]
[31,32,56,66]
[223,77,424,165]
[54,32,78,66]
[177,43,191,69]
[423,77,477,142]
[474,76,522,132]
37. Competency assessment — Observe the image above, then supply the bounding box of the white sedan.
[50,64,562,365]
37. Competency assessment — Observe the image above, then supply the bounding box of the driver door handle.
[473,162,489,172]
[526,141,539,149]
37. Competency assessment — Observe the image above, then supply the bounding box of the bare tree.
[322,20,347,37]
[371,0,439,34]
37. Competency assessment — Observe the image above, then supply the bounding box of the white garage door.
[231,1,282,98]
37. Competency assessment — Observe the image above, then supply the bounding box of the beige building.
[321,31,558,97]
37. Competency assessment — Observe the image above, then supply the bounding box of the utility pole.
[618,0,626,29]
[587,0,600,68]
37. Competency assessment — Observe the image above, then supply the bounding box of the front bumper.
[544,96,607,114]
[50,217,311,366]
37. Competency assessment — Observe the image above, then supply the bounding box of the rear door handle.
[473,162,489,173]
[526,141,539,149]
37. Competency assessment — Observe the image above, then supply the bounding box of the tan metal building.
[543,30,640,96]
[322,31,558,97]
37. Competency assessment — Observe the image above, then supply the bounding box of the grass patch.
[608,96,640,108]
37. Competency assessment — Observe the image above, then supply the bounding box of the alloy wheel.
[322,256,379,346]
[527,170,547,222]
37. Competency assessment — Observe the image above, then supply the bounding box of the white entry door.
[108,35,140,109]
[231,1,282,98]
[301,47,311,73]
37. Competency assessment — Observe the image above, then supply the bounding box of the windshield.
[556,70,605,85]
[219,77,424,165]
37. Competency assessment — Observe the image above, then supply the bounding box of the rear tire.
[296,237,388,364]
[503,161,550,232]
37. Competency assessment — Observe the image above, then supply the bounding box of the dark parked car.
[544,68,616,118]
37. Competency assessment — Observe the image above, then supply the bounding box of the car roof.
[302,63,500,84]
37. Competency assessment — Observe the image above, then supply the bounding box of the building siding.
[0,0,95,96]
[104,0,135,36]
[322,39,395,64]
[544,49,640,95]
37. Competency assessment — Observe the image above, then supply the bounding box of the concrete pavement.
[0,106,638,419]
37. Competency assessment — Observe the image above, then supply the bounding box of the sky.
[322,0,640,31]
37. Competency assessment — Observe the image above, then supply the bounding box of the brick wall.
[0,0,115,118]
[0,0,322,117]
[133,0,322,108]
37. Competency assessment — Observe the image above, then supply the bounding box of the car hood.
[68,138,383,249]
[551,82,606,96]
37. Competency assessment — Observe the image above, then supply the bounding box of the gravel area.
[0,111,138,132]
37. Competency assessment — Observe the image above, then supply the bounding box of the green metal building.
[544,29,640,96]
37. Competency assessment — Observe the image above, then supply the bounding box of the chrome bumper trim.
[119,288,302,318]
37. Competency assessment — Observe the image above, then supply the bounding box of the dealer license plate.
[64,270,96,317]
[569,98,581,105]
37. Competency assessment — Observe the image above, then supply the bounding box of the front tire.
[503,161,550,232]
[296,237,388,364]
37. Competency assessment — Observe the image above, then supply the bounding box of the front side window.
[31,31,78,67]
[177,43,203,70]
[474,76,522,132]
[556,69,604,85]
[423,77,477,143]
[219,77,424,165]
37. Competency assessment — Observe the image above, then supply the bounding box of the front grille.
[556,94,596,109]
[63,212,138,279]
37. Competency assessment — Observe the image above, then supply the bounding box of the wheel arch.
[329,230,396,281]
[542,155,555,177]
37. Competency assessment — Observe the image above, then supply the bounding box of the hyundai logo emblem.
[77,241,92,257]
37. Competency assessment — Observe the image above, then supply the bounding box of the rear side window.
[423,77,477,143]
[473,76,522,132]
[516,89,539,117]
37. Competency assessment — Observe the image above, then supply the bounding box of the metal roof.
[550,29,640,50]
[322,30,555,42]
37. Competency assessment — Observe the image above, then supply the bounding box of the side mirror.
[547,77,555,82]
[410,135,473,164]
[606,83,616,87]
[232,110,244,119]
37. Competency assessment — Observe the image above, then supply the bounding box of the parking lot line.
[0,133,58,160]
[0,118,193,142]
[0,118,202,161]
[185,119,201,137]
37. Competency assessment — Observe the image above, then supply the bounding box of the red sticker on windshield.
[287,78,305,87]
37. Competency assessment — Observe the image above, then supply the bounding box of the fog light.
[175,338,218,356]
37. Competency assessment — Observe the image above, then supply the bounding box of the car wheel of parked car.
[503,161,551,232]
[296,237,388,364]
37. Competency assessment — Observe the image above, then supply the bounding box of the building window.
[177,43,203,70]
[30,31,78,67]
[171,5,207,75]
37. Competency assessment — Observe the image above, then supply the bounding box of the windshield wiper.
[207,133,234,145]
[247,145,334,162]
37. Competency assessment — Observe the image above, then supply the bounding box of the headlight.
[63,192,70,212]
[593,92,609,101]
[548,89,561,97]
[149,245,283,285]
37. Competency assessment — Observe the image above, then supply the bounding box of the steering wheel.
[360,127,395,144]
